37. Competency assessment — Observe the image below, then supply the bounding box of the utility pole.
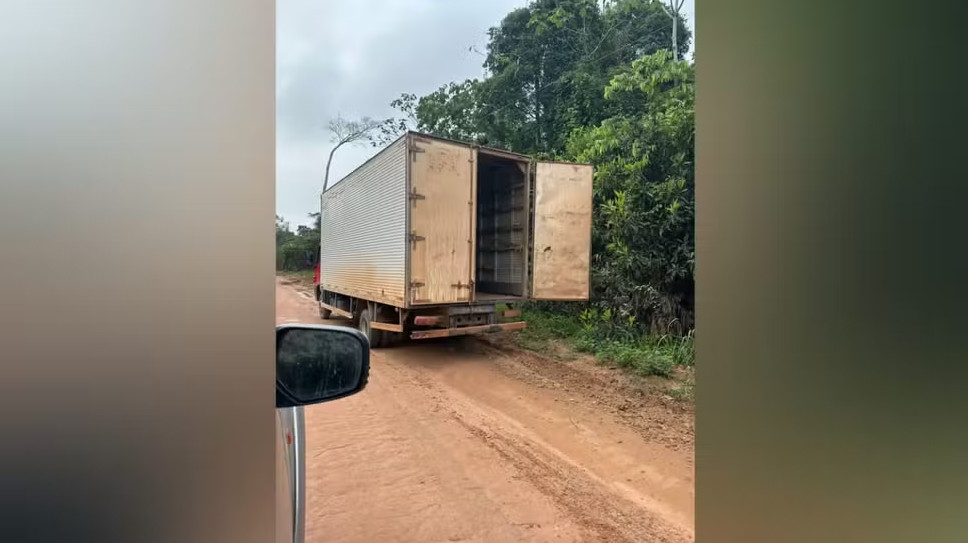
[661,0,686,61]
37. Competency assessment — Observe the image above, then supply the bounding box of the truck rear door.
[408,136,475,304]
[530,161,593,300]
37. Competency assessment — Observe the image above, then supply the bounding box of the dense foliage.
[276,214,320,272]
[569,50,694,333]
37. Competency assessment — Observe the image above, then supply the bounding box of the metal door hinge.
[409,187,425,203]
[410,282,425,288]
[451,280,474,289]
[409,232,425,248]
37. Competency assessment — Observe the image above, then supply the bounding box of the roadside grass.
[506,305,695,391]
[509,307,583,360]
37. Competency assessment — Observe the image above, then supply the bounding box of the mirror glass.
[276,327,364,403]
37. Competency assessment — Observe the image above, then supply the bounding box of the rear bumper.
[410,321,526,340]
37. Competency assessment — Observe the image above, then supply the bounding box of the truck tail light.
[413,316,441,326]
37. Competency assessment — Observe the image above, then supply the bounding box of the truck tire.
[358,310,383,348]
[318,303,331,320]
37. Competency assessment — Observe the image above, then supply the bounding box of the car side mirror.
[276,324,370,408]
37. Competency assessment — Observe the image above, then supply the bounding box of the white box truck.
[313,131,593,346]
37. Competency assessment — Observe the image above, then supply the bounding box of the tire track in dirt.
[450,412,690,543]
[476,336,695,453]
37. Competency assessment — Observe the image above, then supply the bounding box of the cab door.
[530,161,593,300]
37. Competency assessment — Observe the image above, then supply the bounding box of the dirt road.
[276,277,694,543]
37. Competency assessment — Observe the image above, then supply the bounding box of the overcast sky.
[277,0,695,227]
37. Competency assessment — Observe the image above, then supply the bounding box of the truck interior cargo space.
[475,152,528,300]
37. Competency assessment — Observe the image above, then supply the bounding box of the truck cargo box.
[319,131,592,309]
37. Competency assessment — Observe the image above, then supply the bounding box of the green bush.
[646,353,674,377]
[591,341,673,377]
[515,305,693,378]
[276,214,320,272]
[574,335,597,353]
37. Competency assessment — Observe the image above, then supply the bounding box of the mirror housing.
[276,324,370,408]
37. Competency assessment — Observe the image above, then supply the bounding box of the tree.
[605,0,690,64]
[417,80,490,142]
[323,115,384,191]
[377,83,493,148]
[373,93,418,147]
[276,215,296,270]
[276,212,323,271]
[567,50,694,332]
[383,0,690,156]
[276,215,295,245]
[484,0,606,153]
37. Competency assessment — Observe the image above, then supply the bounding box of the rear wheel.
[318,303,331,320]
[358,309,383,348]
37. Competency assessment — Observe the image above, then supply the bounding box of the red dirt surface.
[276,276,694,543]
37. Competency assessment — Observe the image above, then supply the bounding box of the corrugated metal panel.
[319,137,407,307]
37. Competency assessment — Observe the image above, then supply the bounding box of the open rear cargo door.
[530,162,593,300]
[408,135,475,304]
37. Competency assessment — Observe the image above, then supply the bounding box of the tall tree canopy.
[381,0,690,157]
